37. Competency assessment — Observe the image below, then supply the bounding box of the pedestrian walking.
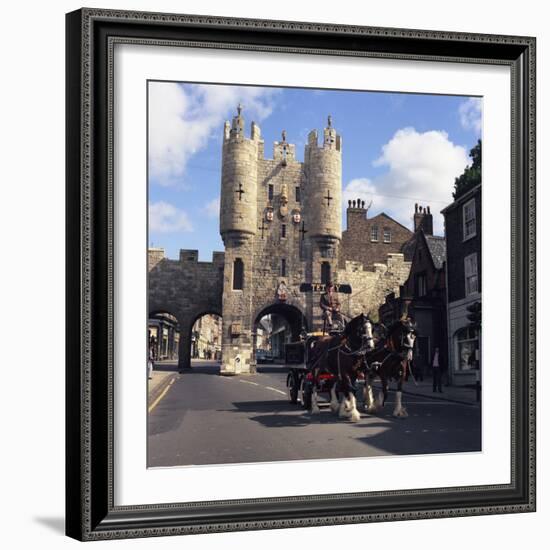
[148,348,154,380]
[432,347,442,393]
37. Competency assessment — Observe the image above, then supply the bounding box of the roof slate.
[424,235,446,269]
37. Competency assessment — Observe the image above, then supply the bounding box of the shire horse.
[363,318,417,418]
[308,313,375,422]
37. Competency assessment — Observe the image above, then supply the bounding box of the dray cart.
[285,333,337,409]
[284,282,354,408]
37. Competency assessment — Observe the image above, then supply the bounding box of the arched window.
[233,258,244,290]
[321,262,331,285]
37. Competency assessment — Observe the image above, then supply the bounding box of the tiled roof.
[425,235,446,270]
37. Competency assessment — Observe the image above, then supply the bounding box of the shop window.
[454,326,479,371]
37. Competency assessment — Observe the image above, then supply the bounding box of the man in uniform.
[320,283,345,332]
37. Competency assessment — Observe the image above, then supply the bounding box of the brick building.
[340,201,414,270]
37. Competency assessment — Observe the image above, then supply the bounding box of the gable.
[369,212,413,234]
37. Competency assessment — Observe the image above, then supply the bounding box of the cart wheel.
[287,372,299,404]
[301,380,312,410]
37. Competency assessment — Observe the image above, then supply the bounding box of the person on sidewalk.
[147,347,154,380]
[432,347,443,393]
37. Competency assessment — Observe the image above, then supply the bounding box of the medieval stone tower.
[218,106,343,374]
[148,105,411,374]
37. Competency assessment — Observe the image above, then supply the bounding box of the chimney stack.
[414,204,433,235]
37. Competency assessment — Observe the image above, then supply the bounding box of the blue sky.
[148,82,481,260]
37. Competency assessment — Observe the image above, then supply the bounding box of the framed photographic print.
[66,8,536,541]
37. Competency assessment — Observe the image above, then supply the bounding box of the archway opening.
[148,311,180,363]
[190,313,223,363]
[254,303,307,364]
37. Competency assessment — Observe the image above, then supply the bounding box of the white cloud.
[343,177,377,208]
[203,197,220,219]
[343,127,470,235]
[149,82,279,186]
[149,201,193,233]
[459,98,482,134]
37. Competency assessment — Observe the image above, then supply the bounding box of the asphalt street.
[148,361,481,467]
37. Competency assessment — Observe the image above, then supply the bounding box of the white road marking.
[265,386,287,396]
[239,380,259,386]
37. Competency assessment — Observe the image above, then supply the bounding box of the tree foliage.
[453,139,481,199]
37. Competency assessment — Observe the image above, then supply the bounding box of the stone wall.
[148,248,224,368]
[337,253,411,319]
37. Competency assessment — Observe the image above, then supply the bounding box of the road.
[148,361,481,467]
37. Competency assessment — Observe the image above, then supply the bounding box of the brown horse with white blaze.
[363,318,417,418]
[308,313,375,422]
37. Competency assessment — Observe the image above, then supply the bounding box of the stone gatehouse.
[149,107,414,373]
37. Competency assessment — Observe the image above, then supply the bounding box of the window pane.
[463,199,476,238]
[371,226,378,241]
[458,340,476,370]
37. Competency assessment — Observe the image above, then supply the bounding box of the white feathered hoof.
[330,399,339,414]
[311,405,321,415]
[392,407,408,418]
[338,400,351,419]
[349,409,361,423]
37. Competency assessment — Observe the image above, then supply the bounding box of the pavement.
[396,378,480,405]
[147,361,481,467]
[147,360,180,409]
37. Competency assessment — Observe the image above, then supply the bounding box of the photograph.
[62,4,536,541]
[146,82,483,468]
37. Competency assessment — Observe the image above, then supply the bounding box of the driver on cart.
[320,282,345,333]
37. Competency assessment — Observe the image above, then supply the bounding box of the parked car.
[256,349,274,364]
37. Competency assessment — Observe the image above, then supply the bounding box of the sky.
[148,81,481,260]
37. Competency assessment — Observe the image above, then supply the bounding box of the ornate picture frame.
[66,8,536,541]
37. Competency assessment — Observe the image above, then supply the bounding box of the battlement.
[178,249,225,265]
[223,107,341,163]
[343,252,410,275]
[273,138,296,164]
[304,116,342,153]
[179,249,199,262]
[148,247,165,271]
